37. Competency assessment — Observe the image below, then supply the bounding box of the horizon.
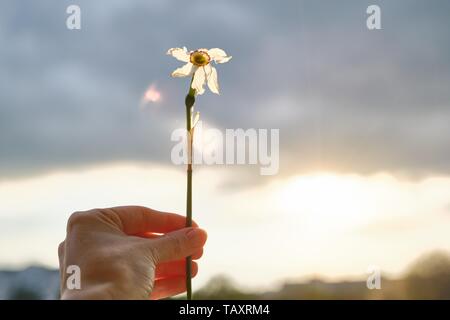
[1,0,450,297]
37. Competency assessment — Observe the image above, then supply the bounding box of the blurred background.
[0,0,449,299]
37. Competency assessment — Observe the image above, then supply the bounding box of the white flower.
[167,47,232,95]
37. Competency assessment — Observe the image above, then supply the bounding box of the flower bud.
[185,93,195,109]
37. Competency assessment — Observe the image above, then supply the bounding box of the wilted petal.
[206,66,220,94]
[192,67,206,95]
[203,63,212,76]
[208,48,232,64]
[167,47,190,62]
[171,63,195,78]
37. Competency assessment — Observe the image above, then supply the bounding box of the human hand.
[58,206,207,299]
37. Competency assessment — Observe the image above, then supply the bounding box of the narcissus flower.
[167,47,232,95]
[165,46,232,300]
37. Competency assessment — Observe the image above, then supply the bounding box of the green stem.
[185,81,195,300]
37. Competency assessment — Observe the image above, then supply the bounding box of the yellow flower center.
[190,50,210,66]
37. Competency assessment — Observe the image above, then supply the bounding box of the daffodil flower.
[167,47,232,95]
[166,46,231,300]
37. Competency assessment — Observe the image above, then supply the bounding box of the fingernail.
[186,228,206,247]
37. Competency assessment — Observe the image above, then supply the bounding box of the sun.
[279,173,381,234]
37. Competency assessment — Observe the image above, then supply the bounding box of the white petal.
[208,48,232,64]
[203,63,212,76]
[166,47,190,62]
[207,66,220,94]
[171,63,195,78]
[192,67,206,95]
[208,48,226,58]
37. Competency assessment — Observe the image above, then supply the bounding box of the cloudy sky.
[1,0,449,289]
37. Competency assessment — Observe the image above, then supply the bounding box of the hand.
[58,206,207,299]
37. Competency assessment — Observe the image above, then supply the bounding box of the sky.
[0,0,450,289]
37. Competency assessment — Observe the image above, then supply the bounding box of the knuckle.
[66,210,90,231]
[168,233,185,257]
[67,211,84,225]
[58,241,65,257]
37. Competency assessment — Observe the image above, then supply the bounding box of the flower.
[167,47,232,95]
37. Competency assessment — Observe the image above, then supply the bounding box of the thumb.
[150,227,207,263]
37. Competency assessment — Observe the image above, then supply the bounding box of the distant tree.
[194,275,258,300]
[9,286,42,300]
[404,251,450,299]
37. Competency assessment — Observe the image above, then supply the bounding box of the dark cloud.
[0,0,449,181]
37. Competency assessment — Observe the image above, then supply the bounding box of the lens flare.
[141,84,161,107]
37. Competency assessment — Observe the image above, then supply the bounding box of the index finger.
[104,206,198,235]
